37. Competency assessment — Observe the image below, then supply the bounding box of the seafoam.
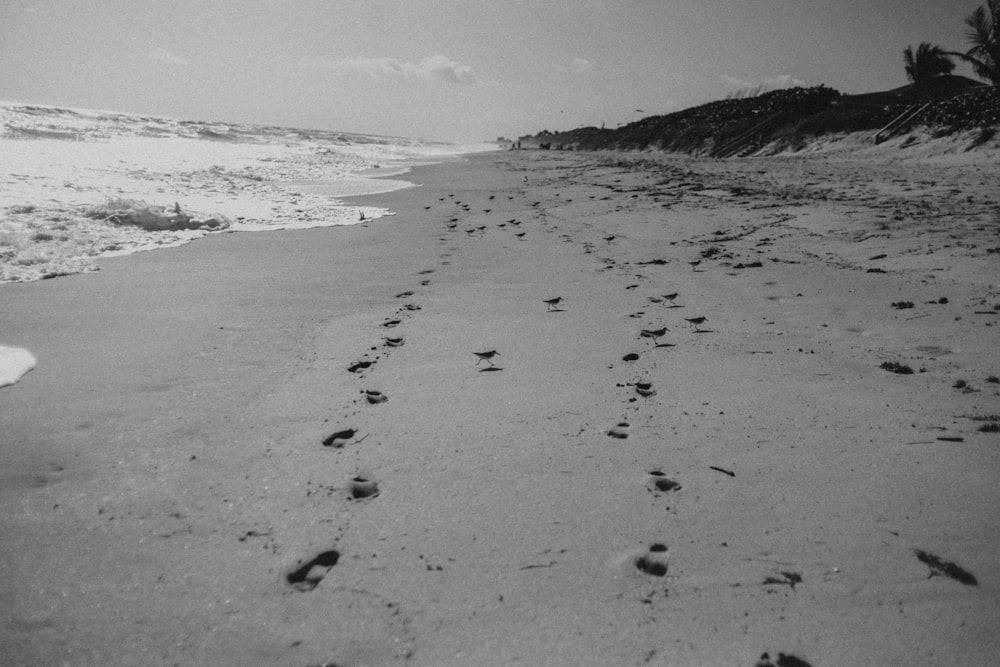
[0,101,496,283]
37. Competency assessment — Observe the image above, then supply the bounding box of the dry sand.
[2,143,999,666]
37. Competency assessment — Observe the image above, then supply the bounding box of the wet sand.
[2,145,999,666]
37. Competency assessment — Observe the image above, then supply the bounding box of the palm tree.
[946,1,1000,85]
[903,43,955,83]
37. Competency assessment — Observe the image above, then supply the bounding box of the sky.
[0,0,990,143]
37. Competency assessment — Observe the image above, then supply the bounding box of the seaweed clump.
[880,361,914,375]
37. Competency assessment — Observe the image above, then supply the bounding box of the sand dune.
[1,145,999,666]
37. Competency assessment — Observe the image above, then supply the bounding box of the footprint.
[633,543,669,576]
[384,337,405,348]
[607,422,630,439]
[381,319,401,328]
[762,571,803,589]
[755,652,814,667]
[401,304,421,311]
[622,352,640,362]
[634,554,668,577]
[347,360,374,373]
[365,390,388,405]
[396,291,414,298]
[635,382,656,397]
[348,475,380,500]
[648,471,681,493]
[286,549,340,592]
[322,429,357,448]
[418,269,435,275]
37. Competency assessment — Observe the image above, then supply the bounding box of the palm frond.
[903,42,955,83]
[964,7,992,52]
[960,2,1000,85]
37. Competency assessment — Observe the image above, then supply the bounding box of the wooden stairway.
[873,103,930,144]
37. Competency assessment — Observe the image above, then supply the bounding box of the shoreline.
[2,148,999,666]
[1,100,498,284]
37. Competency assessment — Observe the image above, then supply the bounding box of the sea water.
[0,102,496,388]
[0,102,496,284]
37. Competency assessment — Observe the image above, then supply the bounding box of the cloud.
[299,54,477,85]
[417,55,478,84]
[554,57,594,74]
[145,48,190,67]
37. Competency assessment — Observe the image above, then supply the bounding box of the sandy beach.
[2,144,1000,666]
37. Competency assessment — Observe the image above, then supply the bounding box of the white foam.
[0,345,36,388]
[0,102,499,283]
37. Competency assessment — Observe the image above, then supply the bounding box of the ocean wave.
[0,101,496,283]
[4,124,83,141]
[195,127,241,141]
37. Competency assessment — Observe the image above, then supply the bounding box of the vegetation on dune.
[522,87,841,154]
[520,3,997,156]
[520,84,997,155]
